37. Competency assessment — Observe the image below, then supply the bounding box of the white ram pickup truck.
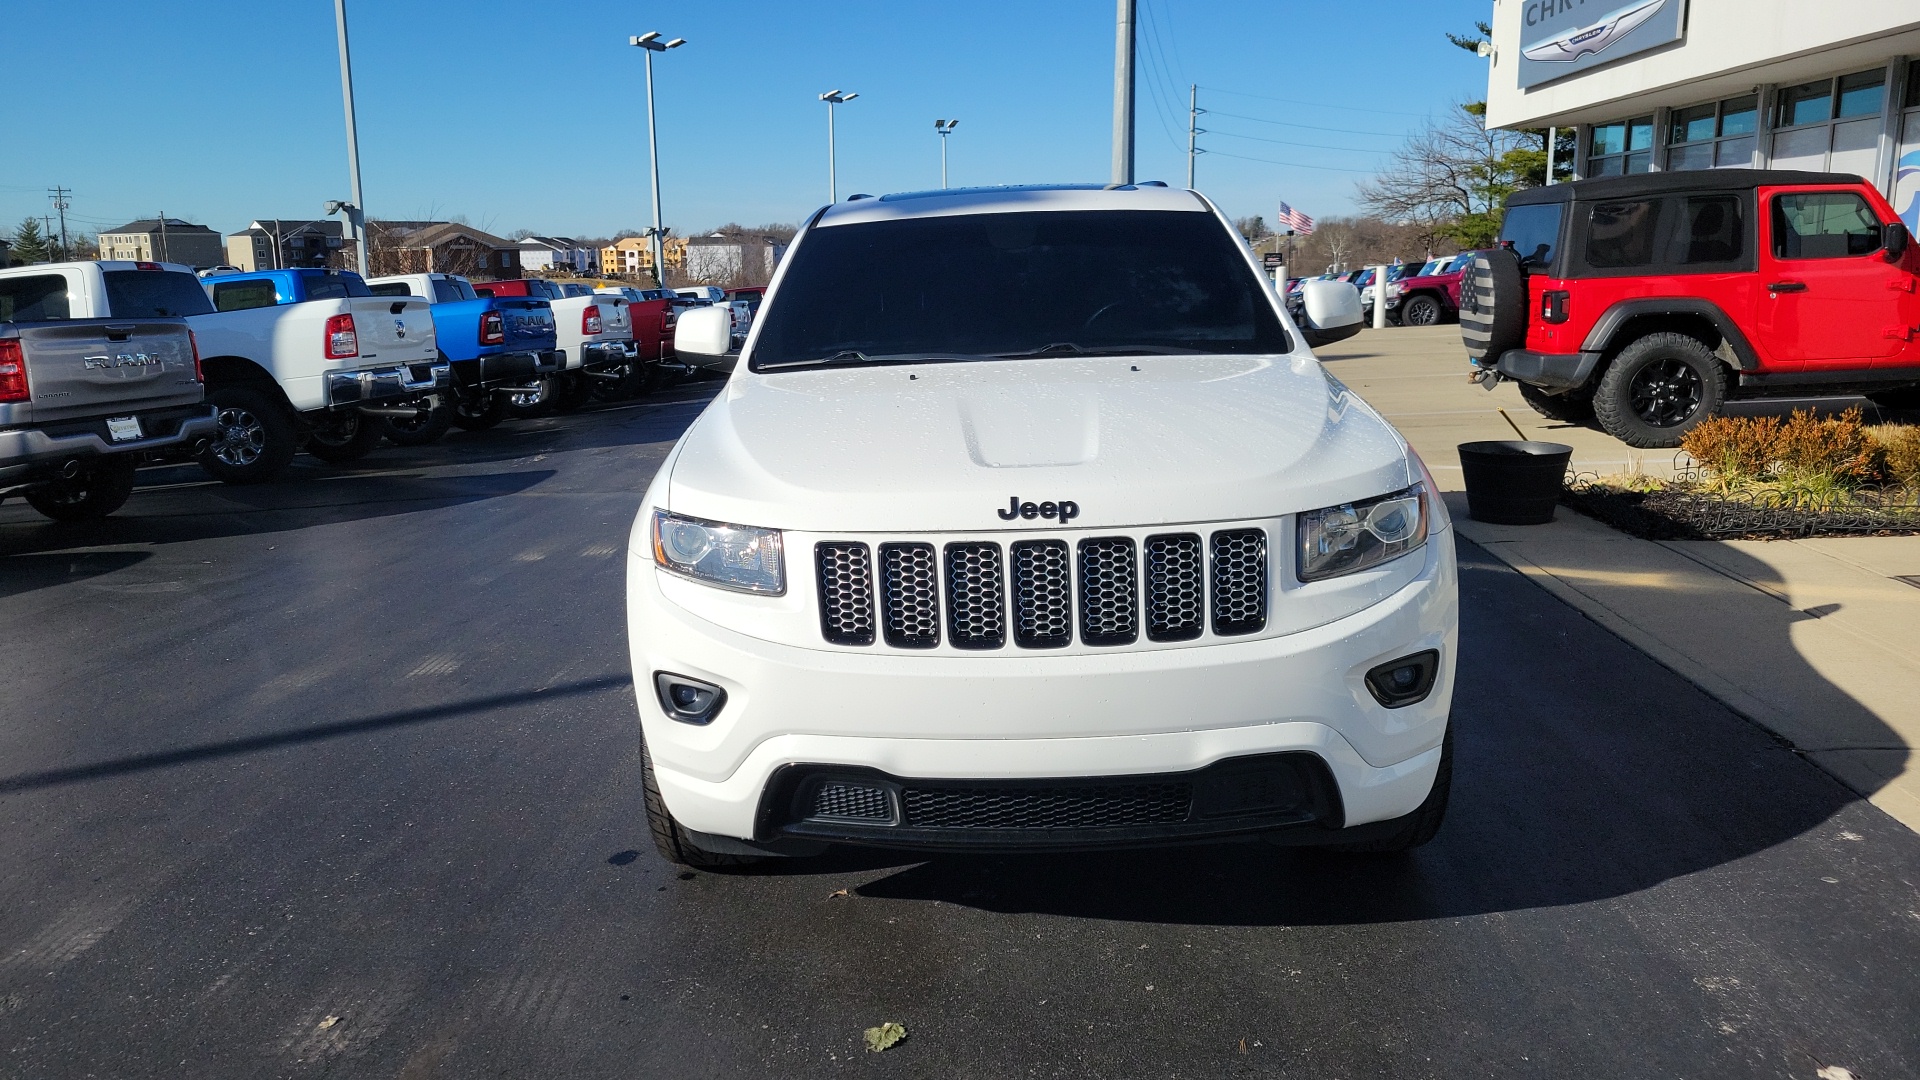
[0,262,442,482]
[635,184,1457,869]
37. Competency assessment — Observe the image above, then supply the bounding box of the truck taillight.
[324,314,359,360]
[582,305,603,335]
[0,340,27,403]
[190,330,203,382]
[135,261,162,271]
[479,310,505,346]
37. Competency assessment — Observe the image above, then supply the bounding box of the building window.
[1589,116,1654,175]
[1771,68,1886,175]
[1667,95,1757,171]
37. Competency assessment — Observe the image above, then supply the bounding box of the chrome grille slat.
[879,542,940,648]
[1210,528,1268,636]
[1011,540,1072,648]
[1145,533,1204,641]
[1077,537,1138,646]
[816,542,876,646]
[943,542,1006,649]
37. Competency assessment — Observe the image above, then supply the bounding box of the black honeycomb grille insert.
[879,543,940,648]
[901,782,1193,830]
[811,781,893,821]
[1077,537,1138,646]
[1210,528,1268,635]
[816,542,875,646]
[1011,540,1072,648]
[943,542,1006,649]
[1145,533,1204,641]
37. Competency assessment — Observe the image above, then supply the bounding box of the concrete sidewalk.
[1328,325,1920,833]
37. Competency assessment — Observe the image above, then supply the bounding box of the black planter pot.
[1457,440,1573,525]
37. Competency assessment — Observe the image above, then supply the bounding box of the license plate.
[106,416,143,442]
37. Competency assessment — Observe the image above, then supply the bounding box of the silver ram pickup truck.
[0,306,216,520]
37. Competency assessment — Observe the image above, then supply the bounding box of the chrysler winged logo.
[1521,0,1665,63]
[998,496,1080,523]
[82,352,158,369]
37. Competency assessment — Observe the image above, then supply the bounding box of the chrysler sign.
[1517,0,1685,89]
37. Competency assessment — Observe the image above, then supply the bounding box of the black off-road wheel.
[1518,381,1595,425]
[1592,332,1726,449]
[1323,725,1452,854]
[24,454,139,521]
[641,736,763,869]
[1401,293,1445,327]
[199,385,299,484]
[380,403,454,446]
[303,410,382,463]
[449,394,506,432]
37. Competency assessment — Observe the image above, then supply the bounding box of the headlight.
[651,510,785,594]
[1387,282,1406,298]
[1296,483,1429,582]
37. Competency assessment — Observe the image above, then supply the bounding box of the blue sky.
[3,0,1492,243]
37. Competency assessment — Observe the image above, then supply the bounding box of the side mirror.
[1884,222,1910,263]
[1296,278,1364,348]
[673,304,733,359]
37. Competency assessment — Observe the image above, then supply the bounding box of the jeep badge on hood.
[998,497,1079,522]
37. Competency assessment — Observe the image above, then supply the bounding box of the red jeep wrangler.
[1461,170,1920,448]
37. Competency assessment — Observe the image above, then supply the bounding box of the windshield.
[749,209,1289,370]
[104,270,215,317]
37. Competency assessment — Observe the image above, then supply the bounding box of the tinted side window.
[1671,195,1744,265]
[1499,203,1563,269]
[102,270,215,317]
[0,275,72,321]
[430,280,464,304]
[212,279,281,311]
[1585,200,1664,268]
[1772,192,1882,258]
[368,282,416,298]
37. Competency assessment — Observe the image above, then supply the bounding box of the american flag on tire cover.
[1276,202,1314,234]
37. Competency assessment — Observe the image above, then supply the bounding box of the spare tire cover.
[1459,247,1527,362]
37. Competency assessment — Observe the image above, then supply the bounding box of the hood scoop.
[959,390,1099,468]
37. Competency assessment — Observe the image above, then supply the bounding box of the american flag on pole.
[1276,202,1315,234]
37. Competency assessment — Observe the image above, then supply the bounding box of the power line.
[1201,148,1379,174]
[1204,128,1393,155]
[1197,84,1438,118]
[1205,109,1410,138]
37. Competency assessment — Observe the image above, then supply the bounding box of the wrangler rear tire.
[1592,332,1726,449]
[1518,381,1595,425]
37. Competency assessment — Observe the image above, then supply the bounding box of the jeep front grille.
[816,527,1270,650]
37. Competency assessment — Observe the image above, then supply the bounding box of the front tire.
[1592,332,1726,449]
[642,736,763,869]
[303,410,382,463]
[1401,293,1444,327]
[1323,725,1452,853]
[24,454,138,521]
[199,386,299,484]
[1517,381,1595,425]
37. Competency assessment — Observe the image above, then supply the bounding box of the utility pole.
[47,187,71,257]
[631,31,686,287]
[820,90,858,203]
[1186,85,1204,189]
[935,119,959,188]
[334,0,369,277]
[158,212,170,262]
[1111,0,1136,186]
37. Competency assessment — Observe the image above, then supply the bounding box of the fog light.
[653,672,727,724]
[1364,651,1439,708]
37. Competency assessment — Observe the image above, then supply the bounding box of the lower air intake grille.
[944,542,1006,649]
[879,543,939,648]
[1077,537,1138,646]
[1011,540,1071,648]
[901,782,1193,830]
[816,542,875,646]
[1210,528,1268,636]
[811,781,894,821]
[1145,533,1204,641]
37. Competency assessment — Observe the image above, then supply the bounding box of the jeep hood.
[664,354,1415,533]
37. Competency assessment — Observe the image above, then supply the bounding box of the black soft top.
[1508,169,1868,206]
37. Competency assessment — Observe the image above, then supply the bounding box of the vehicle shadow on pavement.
[843,538,1906,924]
[0,549,153,600]
[0,467,556,559]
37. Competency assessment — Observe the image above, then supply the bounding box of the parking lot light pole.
[631,31,686,287]
[934,119,959,188]
[333,0,369,278]
[820,90,858,202]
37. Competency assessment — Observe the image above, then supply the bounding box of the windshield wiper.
[757,350,999,371]
[992,342,1197,359]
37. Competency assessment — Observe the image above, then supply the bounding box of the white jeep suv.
[627,184,1457,867]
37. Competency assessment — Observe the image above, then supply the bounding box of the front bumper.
[0,404,218,484]
[325,361,448,408]
[628,530,1457,847]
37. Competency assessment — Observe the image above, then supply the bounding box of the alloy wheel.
[1405,297,1441,326]
[212,407,267,466]
[1627,358,1702,427]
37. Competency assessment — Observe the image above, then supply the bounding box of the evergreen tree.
[11,218,50,264]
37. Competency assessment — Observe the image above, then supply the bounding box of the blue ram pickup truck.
[362,272,562,440]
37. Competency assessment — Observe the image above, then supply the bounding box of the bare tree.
[1355,102,1551,249]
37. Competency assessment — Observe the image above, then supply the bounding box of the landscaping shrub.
[1680,414,1780,483]
[1874,424,1920,487]
[1682,407,1878,488]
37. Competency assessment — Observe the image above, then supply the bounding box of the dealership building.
[1485,0,1920,227]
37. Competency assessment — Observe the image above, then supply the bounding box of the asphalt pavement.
[3,383,1919,1079]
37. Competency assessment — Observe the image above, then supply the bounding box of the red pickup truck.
[1389,253,1471,326]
